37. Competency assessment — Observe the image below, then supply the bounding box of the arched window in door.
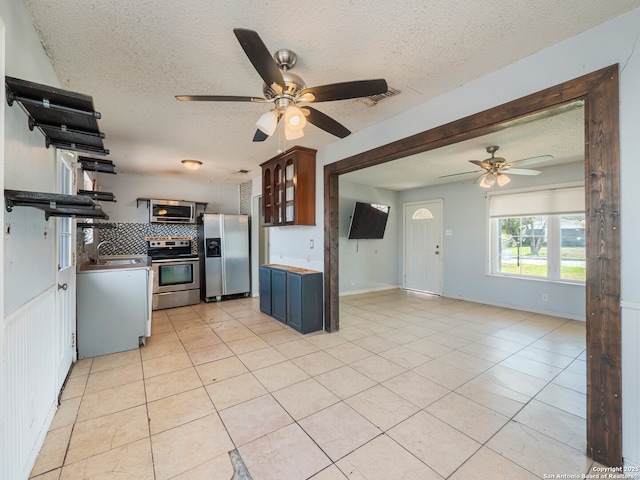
[412,208,434,220]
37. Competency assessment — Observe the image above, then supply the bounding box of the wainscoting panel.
[2,288,57,480]
[621,301,640,473]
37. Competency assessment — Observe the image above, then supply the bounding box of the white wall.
[399,162,586,319]
[1,0,59,314]
[0,15,6,479]
[1,0,63,477]
[267,8,640,467]
[99,172,241,223]
[339,181,399,294]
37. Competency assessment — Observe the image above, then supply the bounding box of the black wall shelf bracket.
[4,189,109,220]
[5,76,108,155]
[8,93,102,119]
[80,156,116,174]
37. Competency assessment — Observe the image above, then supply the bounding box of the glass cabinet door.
[274,164,283,224]
[263,167,273,224]
[285,159,295,222]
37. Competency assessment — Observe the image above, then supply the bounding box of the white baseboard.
[339,285,401,296]
[443,292,586,321]
[623,459,640,480]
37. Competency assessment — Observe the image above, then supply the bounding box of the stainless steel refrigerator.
[199,214,251,301]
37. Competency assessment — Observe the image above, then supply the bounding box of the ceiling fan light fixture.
[284,105,306,131]
[479,174,496,189]
[284,124,304,140]
[181,159,203,170]
[256,110,278,136]
[496,173,511,187]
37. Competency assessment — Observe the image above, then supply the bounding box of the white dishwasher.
[77,265,153,358]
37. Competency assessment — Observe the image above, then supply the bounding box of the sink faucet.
[96,241,114,262]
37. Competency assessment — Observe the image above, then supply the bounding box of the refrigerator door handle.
[220,216,226,295]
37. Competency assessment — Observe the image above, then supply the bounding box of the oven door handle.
[151,258,198,264]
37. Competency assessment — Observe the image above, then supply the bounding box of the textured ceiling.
[341,102,585,190]
[20,0,640,186]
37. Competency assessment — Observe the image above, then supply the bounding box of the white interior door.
[55,150,77,391]
[404,200,443,294]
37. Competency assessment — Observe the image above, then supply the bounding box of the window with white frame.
[489,186,586,283]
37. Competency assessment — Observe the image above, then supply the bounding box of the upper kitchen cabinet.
[260,146,316,226]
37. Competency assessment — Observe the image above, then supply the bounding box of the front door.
[55,150,76,392]
[404,200,443,294]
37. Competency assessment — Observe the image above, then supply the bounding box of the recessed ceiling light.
[181,159,203,170]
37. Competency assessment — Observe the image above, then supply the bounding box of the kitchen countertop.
[264,264,321,275]
[78,255,151,272]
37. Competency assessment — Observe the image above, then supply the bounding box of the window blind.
[489,186,585,217]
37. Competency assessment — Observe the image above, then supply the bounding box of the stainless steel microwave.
[149,199,196,223]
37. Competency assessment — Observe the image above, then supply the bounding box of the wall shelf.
[80,156,116,174]
[78,189,116,202]
[135,197,208,209]
[4,189,109,220]
[5,76,109,156]
[77,222,116,229]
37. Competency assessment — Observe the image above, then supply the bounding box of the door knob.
[58,283,68,291]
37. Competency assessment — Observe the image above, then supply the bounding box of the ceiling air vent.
[360,86,400,106]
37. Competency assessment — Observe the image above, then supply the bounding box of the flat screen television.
[348,201,390,239]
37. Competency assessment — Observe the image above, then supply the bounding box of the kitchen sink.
[80,255,150,271]
[99,258,143,265]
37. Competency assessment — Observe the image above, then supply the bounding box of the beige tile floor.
[29,289,609,479]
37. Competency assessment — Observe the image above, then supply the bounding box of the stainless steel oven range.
[146,236,200,310]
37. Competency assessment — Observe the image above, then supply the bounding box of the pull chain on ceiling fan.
[176,29,389,142]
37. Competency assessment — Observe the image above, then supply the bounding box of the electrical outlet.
[350,279,355,285]
[542,293,548,301]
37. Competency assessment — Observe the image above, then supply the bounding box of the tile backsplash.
[82,222,200,257]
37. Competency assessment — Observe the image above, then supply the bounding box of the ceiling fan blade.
[302,106,351,138]
[504,168,541,175]
[438,169,483,178]
[253,129,269,142]
[469,160,491,169]
[175,95,270,103]
[233,28,285,93]
[299,79,388,103]
[512,154,554,167]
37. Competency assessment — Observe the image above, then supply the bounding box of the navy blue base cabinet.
[259,266,272,315]
[270,267,288,323]
[259,264,323,333]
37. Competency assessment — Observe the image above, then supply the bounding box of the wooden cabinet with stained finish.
[260,146,316,226]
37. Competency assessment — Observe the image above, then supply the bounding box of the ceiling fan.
[176,28,388,142]
[441,145,553,188]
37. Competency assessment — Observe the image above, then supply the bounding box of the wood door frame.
[324,65,621,466]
